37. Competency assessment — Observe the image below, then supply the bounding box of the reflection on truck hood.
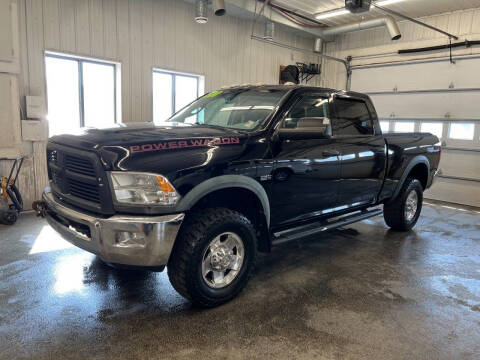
[48,122,249,175]
[49,122,246,149]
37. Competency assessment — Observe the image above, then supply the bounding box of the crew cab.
[39,85,441,307]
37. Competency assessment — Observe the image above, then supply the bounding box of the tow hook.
[32,200,47,218]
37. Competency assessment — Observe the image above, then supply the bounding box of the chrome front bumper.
[42,189,184,267]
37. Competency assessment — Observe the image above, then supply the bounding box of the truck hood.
[49,122,246,149]
[49,122,250,176]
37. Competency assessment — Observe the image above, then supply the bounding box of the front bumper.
[42,188,184,267]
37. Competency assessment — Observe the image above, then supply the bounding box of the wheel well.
[407,163,428,189]
[189,187,270,252]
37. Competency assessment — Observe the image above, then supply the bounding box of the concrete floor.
[0,202,479,360]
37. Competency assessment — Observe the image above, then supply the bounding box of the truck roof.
[218,84,370,100]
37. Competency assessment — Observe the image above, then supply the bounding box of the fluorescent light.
[315,9,349,20]
[314,0,405,20]
[375,0,405,6]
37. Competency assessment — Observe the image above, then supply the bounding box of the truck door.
[331,95,387,207]
[270,93,341,227]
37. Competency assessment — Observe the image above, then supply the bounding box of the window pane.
[167,88,285,130]
[83,62,115,128]
[449,123,474,140]
[175,75,198,112]
[394,121,415,133]
[45,56,80,137]
[380,121,390,133]
[283,96,329,129]
[153,72,173,123]
[421,122,443,139]
[333,98,373,135]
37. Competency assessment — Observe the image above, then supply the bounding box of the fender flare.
[390,155,430,201]
[175,175,271,227]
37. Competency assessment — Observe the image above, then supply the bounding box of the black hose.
[398,40,480,54]
[6,183,23,212]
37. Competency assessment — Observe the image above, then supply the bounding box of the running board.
[271,208,383,246]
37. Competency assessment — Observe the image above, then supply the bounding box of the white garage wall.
[320,7,480,89]
[3,0,318,207]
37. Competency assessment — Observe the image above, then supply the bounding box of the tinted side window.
[333,98,373,135]
[282,95,329,129]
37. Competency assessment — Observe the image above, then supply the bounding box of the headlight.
[108,172,179,206]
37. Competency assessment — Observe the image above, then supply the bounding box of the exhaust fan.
[345,0,372,13]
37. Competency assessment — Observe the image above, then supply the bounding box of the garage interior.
[0,0,479,359]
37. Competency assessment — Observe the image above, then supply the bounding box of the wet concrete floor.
[1,202,479,359]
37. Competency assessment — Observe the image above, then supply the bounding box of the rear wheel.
[168,207,257,307]
[384,177,423,231]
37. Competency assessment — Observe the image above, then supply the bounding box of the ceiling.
[272,0,480,26]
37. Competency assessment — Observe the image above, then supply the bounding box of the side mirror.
[278,117,332,140]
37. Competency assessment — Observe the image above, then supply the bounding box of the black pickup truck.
[40,85,441,307]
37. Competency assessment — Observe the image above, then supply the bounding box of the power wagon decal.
[130,137,241,154]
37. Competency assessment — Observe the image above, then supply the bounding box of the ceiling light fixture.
[315,0,405,20]
[375,0,405,6]
[315,9,349,20]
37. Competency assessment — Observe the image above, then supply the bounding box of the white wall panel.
[371,91,480,120]
[351,57,480,93]
[59,0,76,53]
[0,75,21,158]
[42,0,60,50]
[102,0,117,59]
[89,0,104,57]
[321,8,480,90]
[75,0,91,54]
[0,0,13,62]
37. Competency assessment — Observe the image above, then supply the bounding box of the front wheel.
[384,177,423,231]
[168,207,257,307]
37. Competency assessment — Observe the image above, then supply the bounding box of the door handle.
[322,149,340,157]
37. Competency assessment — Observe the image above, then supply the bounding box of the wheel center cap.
[210,247,231,270]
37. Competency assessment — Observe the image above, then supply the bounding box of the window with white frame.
[379,121,390,133]
[421,122,443,139]
[449,122,475,140]
[45,52,120,137]
[394,121,415,133]
[153,69,204,123]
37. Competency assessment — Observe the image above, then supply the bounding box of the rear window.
[333,98,373,136]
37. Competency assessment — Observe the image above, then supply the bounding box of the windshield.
[162,88,287,131]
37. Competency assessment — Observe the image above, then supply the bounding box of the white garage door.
[351,56,480,207]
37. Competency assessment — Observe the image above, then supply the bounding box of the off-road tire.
[168,207,257,307]
[384,177,423,231]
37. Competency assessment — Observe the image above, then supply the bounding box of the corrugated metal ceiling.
[272,0,480,26]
